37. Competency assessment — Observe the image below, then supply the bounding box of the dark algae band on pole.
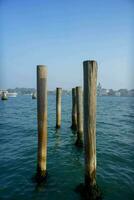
[36,65,48,183]
[83,60,102,199]
[56,88,62,129]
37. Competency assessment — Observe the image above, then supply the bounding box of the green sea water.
[0,95,134,200]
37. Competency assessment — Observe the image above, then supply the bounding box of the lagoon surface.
[0,95,134,200]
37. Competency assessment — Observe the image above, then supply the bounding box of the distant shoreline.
[0,87,134,97]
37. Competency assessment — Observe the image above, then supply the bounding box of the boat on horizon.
[1,91,8,100]
[7,92,18,97]
[32,92,37,99]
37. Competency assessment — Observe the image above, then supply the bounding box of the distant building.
[118,89,128,96]
[108,89,115,96]
[97,83,110,96]
[97,83,102,96]
[101,88,109,96]
[128,89,134,97]
[115,91,121,96]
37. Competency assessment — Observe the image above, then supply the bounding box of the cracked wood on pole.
[75,86,83,147]
[71,88,77,130]
[83,60,97,187]
[56,88,62,128]
[37,65,47,181]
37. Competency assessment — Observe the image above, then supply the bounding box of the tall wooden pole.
[83,60,97,188]
[56,88,62,128]
[37,65,47,181]
[75,86,83,147]
[71,88,77,130]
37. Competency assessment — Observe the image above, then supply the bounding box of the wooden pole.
[56,88,62,128]
[36,65,47,182]
[83,60,97,188]
[75,86,83,147]
[71,88,77,130]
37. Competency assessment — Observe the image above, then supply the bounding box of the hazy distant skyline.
[0,0,134,90]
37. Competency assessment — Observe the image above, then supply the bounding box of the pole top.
[37,65,47,78]
[83,60,97,64]
[76,86,82,89]
[37,65,47,68]
[83,60,98,72]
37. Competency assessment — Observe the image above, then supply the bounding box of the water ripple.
[0,96,134,200]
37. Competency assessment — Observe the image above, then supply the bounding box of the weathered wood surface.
[56,88,62,128]
[83,60,97,187]
[37,65,47,180]
[75,86,83,146]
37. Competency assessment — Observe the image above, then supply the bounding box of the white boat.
[1,91,8,100]
[7,92,18,97]
[32,92,37,99]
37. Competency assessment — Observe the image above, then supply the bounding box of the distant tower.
[97,82,102,96]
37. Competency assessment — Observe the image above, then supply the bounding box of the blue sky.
[0,0,133,90]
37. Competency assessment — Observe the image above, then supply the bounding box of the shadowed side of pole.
[71,88,77,131]
[75,86,83,147]
[36,65,48,183]
[56,88,62,129]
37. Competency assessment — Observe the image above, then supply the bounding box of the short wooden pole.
[75,86,83,147]
[71,88,77,130]
[36,65,47,181]
[56,88,62,128]
[83,60,97,188]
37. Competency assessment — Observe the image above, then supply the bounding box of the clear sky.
[0,0,133,90]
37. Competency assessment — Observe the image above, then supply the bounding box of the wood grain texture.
[56,88,62,128]
[37,65,47,178]
[75,86,83,146]
[83,60,97,187]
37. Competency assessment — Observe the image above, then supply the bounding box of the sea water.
[0,95,134,200]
